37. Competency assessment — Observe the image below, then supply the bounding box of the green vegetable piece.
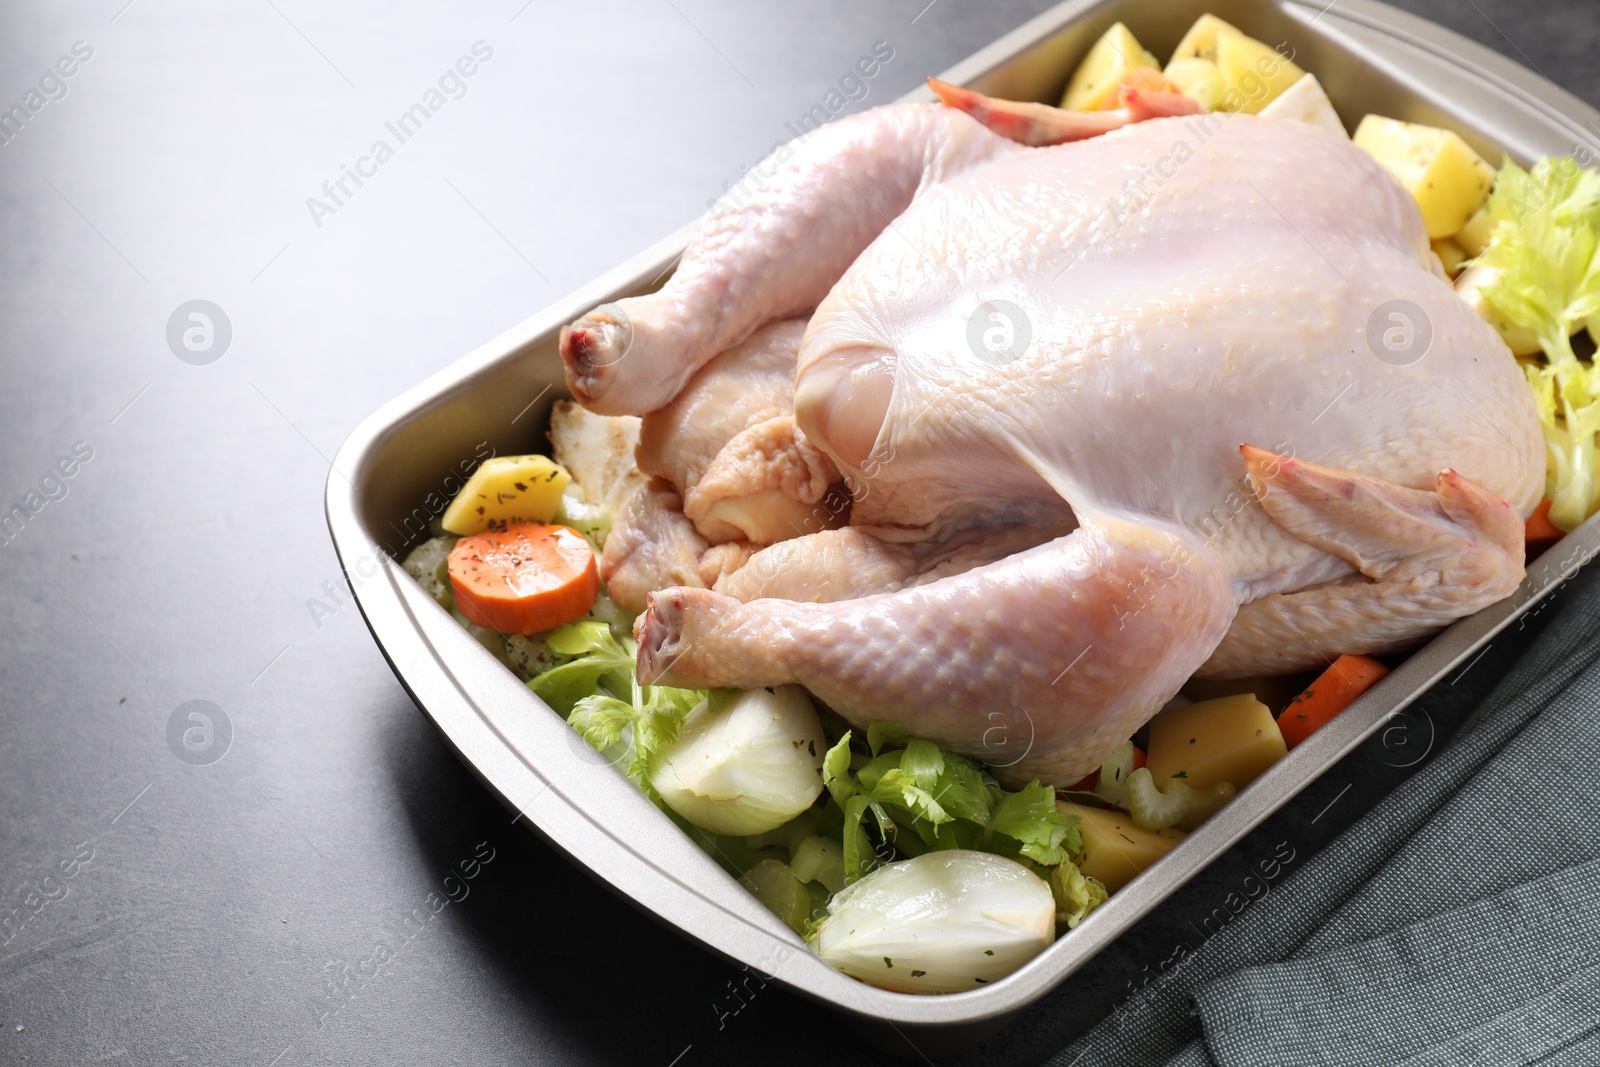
[582,590,632,631]
[1474,155,1600,529]
[528,620,703,795]
[504,632,571,682]
[566,694,635,754]
[1049,861,1109,928]
[553,487,614,553]
[790,835,847,894]
[820,723,1077,883]
[866,721,909,756]
[528,622,635,714]
[739,859,815,936]
[899,738,944,786]
[675,817,783,877]
[1093,740,1137,808]
[1121,767,1235,832]
[745,808,820,856]
[990,780,1078,866]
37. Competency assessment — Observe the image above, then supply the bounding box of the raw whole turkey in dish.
[557,82,1543,789]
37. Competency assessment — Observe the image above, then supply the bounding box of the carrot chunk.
[1525,499,1564,557]
[1276,655,1391,749]
[447,522,598,635]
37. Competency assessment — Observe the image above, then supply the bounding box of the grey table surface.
[1,2,1593,1065]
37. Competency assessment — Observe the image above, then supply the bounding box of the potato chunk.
[1060,22,1159,111]
[1432,237,1467,276]
[1167,15,1304,115]
[1215,32,1305,115]
[1145,693,1287,792]
[1169,14,1242,63]
[439,455,571,536]
[1455,206,1494,257]
[1058,801,1185,893]
[1163,57,1222,111]
[1353,115,1496,238]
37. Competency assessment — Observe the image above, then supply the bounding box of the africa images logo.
[0,40,93,149]
[166,700,233,767]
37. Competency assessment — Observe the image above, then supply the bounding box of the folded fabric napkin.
[1051,562,1600,1067]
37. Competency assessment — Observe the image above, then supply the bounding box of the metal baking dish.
[326,0,1600,1054]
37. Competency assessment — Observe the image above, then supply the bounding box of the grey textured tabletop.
[2,2,1594,1065]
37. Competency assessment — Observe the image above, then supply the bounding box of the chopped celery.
[1473,156,1600,530]
[1093,740,1137,808]
[790,835,847,894]
[745,808,821,855]
[582,590,631,630]
[739,859,820,936]
[554,486,614,553]
[822,727,1079,885]
[1049,860,1109,928]
[531,621,704,795]
[1122,767,1235,832]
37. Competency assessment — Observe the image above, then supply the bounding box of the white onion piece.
[648,685,825,836]
[813,851,1056,994]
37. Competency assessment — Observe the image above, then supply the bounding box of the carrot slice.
[1276,655,1391,749]
[447,522,598,635]
[1525,499,1564,557]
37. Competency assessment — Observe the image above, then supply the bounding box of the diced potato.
[1182,672,1313,713]
[1456,264,1542,355]
[1163,57,1222,111]
[1432,237,1467,276]
[439,455,571,536]
[1145,694,1287,792]
[1258,74,1345,136]
[548,400,645,513]
[1169,13,1242,63]
[1058,801,1184,893]
[1216,32,1306,115]
[1060,22,1160,111]
[1456,206,1495,257]
[1353,115,1496,238]
[1167,15,1303,115]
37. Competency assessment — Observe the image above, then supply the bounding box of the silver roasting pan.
[326,0,1600,1053]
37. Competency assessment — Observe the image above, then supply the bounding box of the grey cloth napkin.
[1050,561,1600,1067]
[1197,860,1600,1064]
